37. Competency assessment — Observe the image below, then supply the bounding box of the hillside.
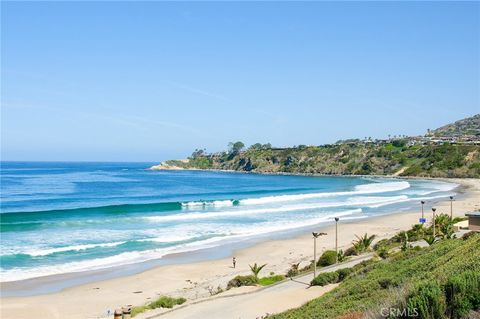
[155,115,480,178]
[271,234,480,319]
[432,114,480,137]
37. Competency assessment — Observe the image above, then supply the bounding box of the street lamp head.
[421,201,425,205]
[313,232,327,238]
[449,196,453,200]
[432,208,436,212]
[334,217,339,222]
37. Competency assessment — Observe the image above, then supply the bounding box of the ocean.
[0,162,457,284]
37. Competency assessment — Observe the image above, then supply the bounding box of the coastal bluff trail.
[145,254,373,319]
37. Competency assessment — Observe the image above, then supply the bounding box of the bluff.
[154,115,480,178]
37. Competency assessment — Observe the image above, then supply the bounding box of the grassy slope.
[167,143,480,178]
[270,235,480,319]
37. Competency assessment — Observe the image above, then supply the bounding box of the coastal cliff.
[152,115,480,178]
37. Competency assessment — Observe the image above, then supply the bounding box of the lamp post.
[312,232,327,279]
[334,217,339,263]
[432,208,437,238]
[421,201,425,219]
[449,196,454,220]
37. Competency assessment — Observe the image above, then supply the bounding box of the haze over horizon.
[2,2,479,162]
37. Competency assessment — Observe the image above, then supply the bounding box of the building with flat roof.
[465,212,480,232]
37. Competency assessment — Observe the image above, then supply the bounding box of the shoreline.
[0,176,458,292]
[148,164,478,181]
[1,178,479,319]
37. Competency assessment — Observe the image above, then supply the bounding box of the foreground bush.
[445,271,480,318]
[131,296,186,317]
[311,271,339,286]
[227,275,257,289]
[336,268,353,281]
[317,250,337,267]
[310,267,353,286]
[406,281,446,319]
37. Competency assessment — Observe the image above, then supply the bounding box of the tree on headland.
[191,148,206,159]
[249,143,263,151]
[228,141,245,154]
[248,143,272,151]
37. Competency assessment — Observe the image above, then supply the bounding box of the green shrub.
[335,268,353,281]
[377,246,389,259]
[310,271,339,286]
[149,296,186,309]
[377,277,400,289]
[131,295,186,317]
[258,275,285,286]
[351,258,378,272]
[337,249,348,262]
[373,239,389,250]
[344,246,357,256]
[226,275,257,289]
[462,231,478,240]
[317,250,337,267]
[406,281,446,319]
[445,271,480,318]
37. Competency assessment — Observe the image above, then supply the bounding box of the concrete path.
[149,254,373,319]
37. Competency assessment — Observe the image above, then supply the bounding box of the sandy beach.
[1,178,479,319]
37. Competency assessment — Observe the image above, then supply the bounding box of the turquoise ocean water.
[0,162,457,283]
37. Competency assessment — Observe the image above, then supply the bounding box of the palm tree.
[353,233,376,253]
[249,263,267,280]
[434,213,456,239]
[411,223,424,233]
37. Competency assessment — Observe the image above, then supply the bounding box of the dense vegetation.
[164,143,480,178]
[270,234,480,319]
[160,115,480,178]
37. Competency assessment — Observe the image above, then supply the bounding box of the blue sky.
[2,1,479,162]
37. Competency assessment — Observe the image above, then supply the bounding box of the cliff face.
[161,143,479,178]
[155,115,480,178]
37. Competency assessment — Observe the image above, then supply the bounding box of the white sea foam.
[353,181,410,193]
[16,242,126,257]
[136,235,196,243]
[239,181,410,205]
[181,199,234,208]
[0,209,361,282]
[430,181,458,192]
[145,195,408,222]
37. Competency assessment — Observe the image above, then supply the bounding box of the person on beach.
[232,257,236,268]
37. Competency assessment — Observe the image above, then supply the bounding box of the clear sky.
[2,1,479,162]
